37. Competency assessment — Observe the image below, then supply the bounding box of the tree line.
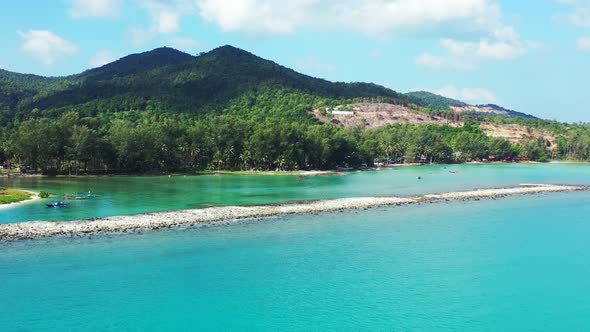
[2,45,587,174]
[0,110,560,175]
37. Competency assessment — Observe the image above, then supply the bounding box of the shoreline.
[0,191,40,211]
[0,161,587,179]
[0,184,586,241]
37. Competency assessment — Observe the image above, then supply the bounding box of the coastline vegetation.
[1,45,589,175]
[0,110,551,175]
[0,188,34,205]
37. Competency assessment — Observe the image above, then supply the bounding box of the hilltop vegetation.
[405,91,537,119]
[405,91,467,110]
[1,46,402,124]
[0,45,589,174]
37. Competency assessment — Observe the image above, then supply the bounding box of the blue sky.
[1,0,589,122]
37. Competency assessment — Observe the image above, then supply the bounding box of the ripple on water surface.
[2,163,590,223]
[2,191,590,331]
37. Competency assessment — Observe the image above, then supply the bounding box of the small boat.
[63,192,98,200]
[76,192,98,198]
[47,202,67,208]
[63,194,88,200]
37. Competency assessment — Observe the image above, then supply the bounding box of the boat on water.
[46,202,67,208]
[63,192,98,200]
[76,192,98,198]
[63,194,88,200]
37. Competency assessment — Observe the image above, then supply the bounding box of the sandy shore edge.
[0,191,40,211]
[0,184,587,241]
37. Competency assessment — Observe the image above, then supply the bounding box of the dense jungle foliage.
[0,45,588,174]
[405,91,467,110]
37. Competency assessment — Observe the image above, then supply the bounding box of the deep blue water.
[2,190,590,331]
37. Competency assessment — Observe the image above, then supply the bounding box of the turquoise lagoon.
[2,164,590,331]
[1,163,590,223]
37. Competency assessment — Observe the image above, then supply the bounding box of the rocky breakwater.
[0,184,586,241]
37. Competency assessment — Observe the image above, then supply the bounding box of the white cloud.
[89,50,117,67]
[423,85,497,104]
[159,12,181,33]
[198,0,311,34]
[69,0,120,18]
[554,0,590,27]
[141,0,194,34]
[169,37,201,51]
[554,1,590,53]
[491,25,520,43]
[127,1,194,47]
[570,7,590,27]
[17,30,79,65]
[440,38,472,55]
[332,0,501,37]
[417,25,526,69]
[577,36,590,52]
[196,1,526,70]
[476,39,526,60]
[197,0,501,36]
[443,28,525,60]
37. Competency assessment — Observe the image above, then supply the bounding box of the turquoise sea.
[2,163,590,223]
[2,164,590,331]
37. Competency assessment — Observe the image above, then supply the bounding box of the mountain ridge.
[0,45,407,121]
[1,45,584,174]
[1,45,535,122]
[405,91,537,119]
[78,47,194,81]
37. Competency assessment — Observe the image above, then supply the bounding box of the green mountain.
[0,45,585,174]
[472,104,537,119]
[80,46,194,81]
[405,91,537,119]
[405,91,467,109]
[0,45,404,124]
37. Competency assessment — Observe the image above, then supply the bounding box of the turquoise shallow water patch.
[2,191,590,331]
[1,163,590,223]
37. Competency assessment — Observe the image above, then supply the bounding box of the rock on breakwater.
[0,184,587,241]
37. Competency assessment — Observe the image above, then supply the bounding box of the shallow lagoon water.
[2,191,590,331]
[1,164,590,331]
[1,163,590,223]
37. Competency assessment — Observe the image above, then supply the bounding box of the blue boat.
[46,202,67,208]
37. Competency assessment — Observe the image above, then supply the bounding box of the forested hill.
[78,47,194,81]
[1,45,588,174]
[0,45,404,124]
[405,91,537,119]
[405,91,467,109]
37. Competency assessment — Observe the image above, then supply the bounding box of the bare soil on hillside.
[311,103,558,148]
[480,123,557,148]
[311,103,459,128]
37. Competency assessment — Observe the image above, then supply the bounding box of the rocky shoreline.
[0,184,586,241]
